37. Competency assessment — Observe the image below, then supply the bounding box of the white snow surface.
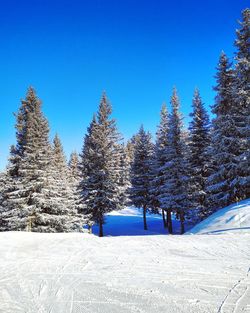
[91,207,186,236]
[187,198,250,235]
[1,203,250,313]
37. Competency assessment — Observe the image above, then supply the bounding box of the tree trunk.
[167,209,173,234]
[162,209,167,228]
[143,205,148,230]
[180,211,185,234]
[99,221,103,237]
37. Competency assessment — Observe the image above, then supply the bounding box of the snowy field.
[187,198,250,235]
[0,202,250,313]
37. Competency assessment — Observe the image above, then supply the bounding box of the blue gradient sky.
[0,0,249,170]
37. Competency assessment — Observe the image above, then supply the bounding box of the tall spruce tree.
[78,115,98,232]
[150,103,169,228]
[0,87,49,230]
[188,89,211,221]
[50,134,84,232]
[79,93,122,237]
[1,88,84,232]
[8,88,37,178]
[130,126,154,230]
[160,88,189,234]
[231,8,250,201]
[207,53,237,210]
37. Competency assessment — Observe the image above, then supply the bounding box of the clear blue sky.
[0,0,249,170]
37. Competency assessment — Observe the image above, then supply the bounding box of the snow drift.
[187,198,250,235]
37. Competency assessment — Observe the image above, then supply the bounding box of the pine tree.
[150,103,169,228]
[0,171,5,230]
[130,126,154,230]
[207,53,237,210]
[1,88,84,232]
[231,8,250,201]
[125,139,136,166]
[50,134,83,232]
[78,115,98,232]
[160,88,189,234]
[188,89,211,221]
[79,93,122,237]
[53,134,68,172]
[8,87,38,178]
[0,87,48,231]
[69,151,81,182]
[116,144,131,208]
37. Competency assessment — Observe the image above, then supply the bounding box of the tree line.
[0,8,249,236]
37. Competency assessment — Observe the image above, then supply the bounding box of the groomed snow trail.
[0,232,250,313]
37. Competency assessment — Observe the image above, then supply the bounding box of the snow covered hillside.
[0,232,250,312]
[187,198,250,235]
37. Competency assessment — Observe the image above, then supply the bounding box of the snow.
[91,207,186,236]
[187,198,250,235]
[0,203,250,312]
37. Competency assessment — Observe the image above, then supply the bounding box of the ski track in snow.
[0,231,250,313]
[217,267,250,313]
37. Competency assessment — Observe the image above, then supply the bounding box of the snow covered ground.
[187,198,250,235]
[0,202,250,313]
[91,207,189,236]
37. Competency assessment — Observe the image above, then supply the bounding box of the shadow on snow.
[91,210,191,237]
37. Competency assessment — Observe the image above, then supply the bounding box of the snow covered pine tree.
[207,9,250,211]
[130,125,154,231]
[68,151,81,183]
[150,103,170,229]
[160,88,189,234]
[79,93,123,237]
[207,53,237,211]
[0,88,84,232]
[51,134,84,232]
[231,8,250,201]
[188,89,211,221]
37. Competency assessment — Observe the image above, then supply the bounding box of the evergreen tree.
[50,134,83,232]
[188,89,211,221]
[207,53,237,210]
[79,93,122,237]
[1,88,84,232]
[160,88,189,234]
[0,171,5,230]
[130,126,154,230]
[150,103,169,228]
[53,134,68,173]
[116,144,131,208]
[231,8,250,201]
[8,87,38,178]
[78,115,98,232]
[1,87,48,231]
[68,151,81,182]
[125,139,136,166]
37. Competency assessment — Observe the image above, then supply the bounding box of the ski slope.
[0,202,250,313]
[187,198,250,235]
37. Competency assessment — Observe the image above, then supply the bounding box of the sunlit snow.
[0,200,250,313]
